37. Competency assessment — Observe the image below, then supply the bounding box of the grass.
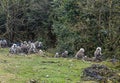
[0,48,119,83]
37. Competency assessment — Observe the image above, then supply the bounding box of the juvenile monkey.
[62,51,68,58]
[54,52,59,58]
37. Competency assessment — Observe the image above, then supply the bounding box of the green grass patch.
[0,48,119,83]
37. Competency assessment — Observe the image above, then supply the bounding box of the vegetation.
[0,48,119,83]
[0,48,92,83]
[0,0,119,82]
[51,0,120,58]
[0,0,119,58]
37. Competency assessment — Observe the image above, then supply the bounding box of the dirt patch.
[0,73,16,83]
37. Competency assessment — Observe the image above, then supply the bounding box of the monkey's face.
[55,52,59,55]
[64,51,68,54]
[13,44,17,48]
[80,48,85,53]
[96,47,101,52]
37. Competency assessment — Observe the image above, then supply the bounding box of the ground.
[0,48,119,83]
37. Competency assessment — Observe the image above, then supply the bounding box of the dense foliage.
[51,0,120,58]
[0,0,54,47]
[0,0,120,58]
